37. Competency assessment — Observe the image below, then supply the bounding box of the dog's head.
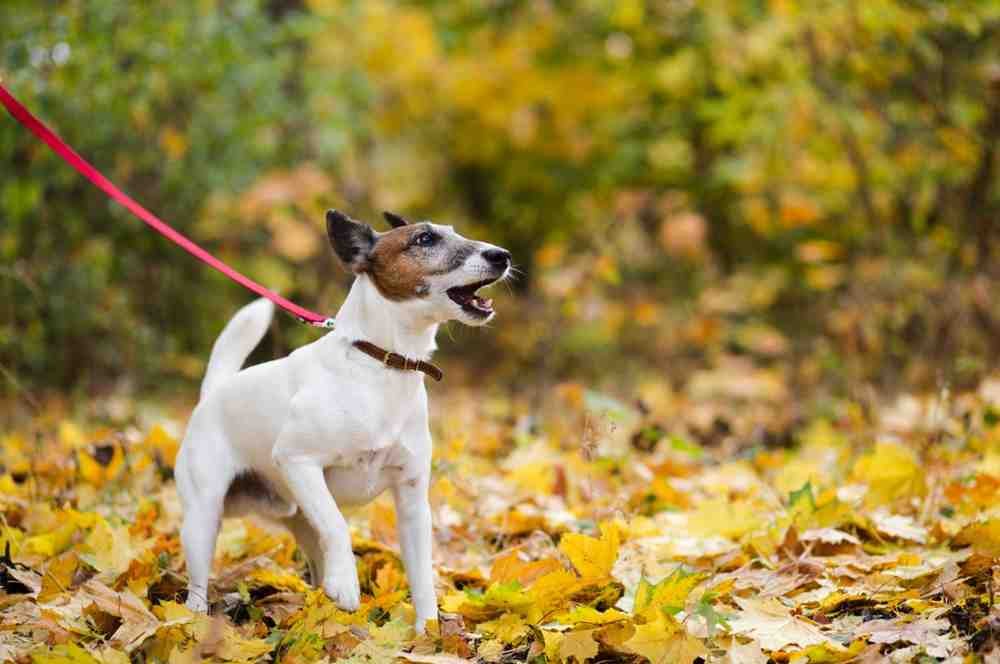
[326,209,511,326]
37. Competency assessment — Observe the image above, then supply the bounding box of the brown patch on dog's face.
[367,225,429,300]
[366,223,479,301]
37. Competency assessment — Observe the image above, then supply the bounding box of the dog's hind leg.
[283,512,324,586]
[180,498,222,612]
[175,440,231,613]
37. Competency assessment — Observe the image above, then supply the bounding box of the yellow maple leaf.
[507,463,556,494]
[2,433,30,477]
[372,560,406,595]
[215,628,274,663]
[153,601,196,625]
[247,567,310,593]
[82,517,136,579]
[39,551,80,603]
[555,606,629,625]
[0,523,23,559]
[559,524,620,579]
[440,590,472,613]
[624,615,707,664]
[852,442,925,506]
[542,630,564,661]
[687,498,765,539]
[490,551,562,585]
[23,521,79,558]
[94,647,130,664]
[145,425,179,468]
[633,568,706,618]
[28,643,99,664]
[953,516,1000,557]
[58,421,86,449]
[370,618,414,646]
[477,638,505,663]
[479,612,529,644]
[559,628,600,663]
[515,568,583,623]
[77,445,126,487]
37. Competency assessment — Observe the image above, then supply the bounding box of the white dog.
[175,209,510,632]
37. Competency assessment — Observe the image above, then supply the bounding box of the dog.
[174,209,511,632]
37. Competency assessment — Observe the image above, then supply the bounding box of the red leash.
[0,83,334,328]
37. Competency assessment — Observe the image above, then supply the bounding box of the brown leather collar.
[352,340,443,382]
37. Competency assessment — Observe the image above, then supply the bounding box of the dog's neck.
[327,274,439,360]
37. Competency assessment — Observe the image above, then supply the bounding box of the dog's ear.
[383,211,410,229]
[326,209,376,273]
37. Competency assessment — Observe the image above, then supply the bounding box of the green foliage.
[2,0,1000,394]
[1,1,310,389]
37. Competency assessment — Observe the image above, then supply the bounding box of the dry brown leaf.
[559,628,600,663]
[80,580,159,652]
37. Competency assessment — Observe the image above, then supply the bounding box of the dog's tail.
[200,298,274,400]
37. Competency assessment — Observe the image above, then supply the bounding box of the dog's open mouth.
[447,278,498,318]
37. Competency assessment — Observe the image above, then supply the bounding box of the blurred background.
[2,0,999,412]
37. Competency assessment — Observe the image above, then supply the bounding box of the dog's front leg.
[393,473,436,633]
[273,428,359,611]
[393,412,437,633]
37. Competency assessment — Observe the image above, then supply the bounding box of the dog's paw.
[322,567,361,612]
[414,601,439,635]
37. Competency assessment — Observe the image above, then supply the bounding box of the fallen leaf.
[856,616,959,658]
[953,516,1000,557]
[397,653,476,664]
[870,511,928,543]
[852,443,925,506]
[725,638,768,664]
[80,580,159,652]
[623,614,706,664]
[727,597,834,652]
[29,643,100,664]
[799,528,860,545]
[490,552,562,585]
[633,567,705,618]
[38,551,79,602]
[559,628,600,663]
[687,498,765,539]
[478,613,529,644]
[559,524,620,579]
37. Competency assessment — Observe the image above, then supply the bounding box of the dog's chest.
[324,442,406,506]
[280,350,428,505]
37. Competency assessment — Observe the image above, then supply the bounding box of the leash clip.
[320,317,336,329]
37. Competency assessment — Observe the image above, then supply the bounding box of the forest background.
[3,1,999,406]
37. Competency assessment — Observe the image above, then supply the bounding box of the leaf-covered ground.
[1,378,999,663]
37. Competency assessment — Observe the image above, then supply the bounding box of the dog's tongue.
[471,296,493,312]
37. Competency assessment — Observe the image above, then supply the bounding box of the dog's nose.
[482,248,511,268]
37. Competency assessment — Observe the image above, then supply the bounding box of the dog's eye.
[414,232,438,247]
